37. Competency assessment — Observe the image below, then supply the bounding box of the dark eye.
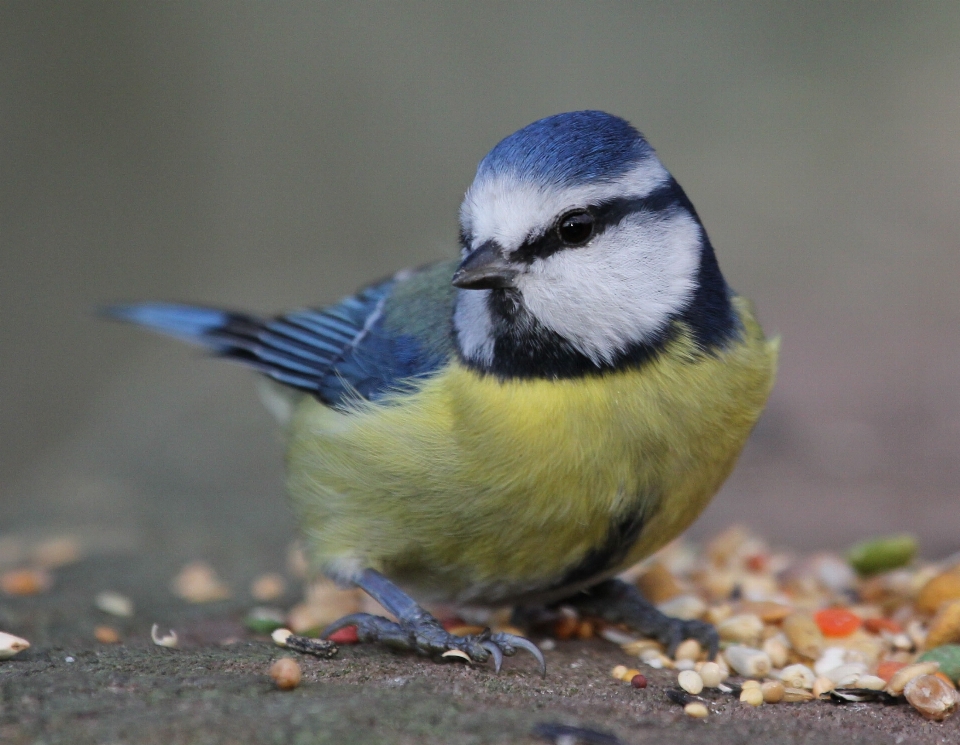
[556,210,595,246]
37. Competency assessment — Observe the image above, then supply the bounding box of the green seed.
[846,534,917,576]
[918,644,960,683]
[244,606,286,634]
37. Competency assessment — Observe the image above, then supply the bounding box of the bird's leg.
[558,578,719,659]
[321,569,545,675]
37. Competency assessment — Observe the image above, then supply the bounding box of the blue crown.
[476,111,653,187]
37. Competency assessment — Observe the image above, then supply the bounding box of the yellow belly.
[286,297,777,605]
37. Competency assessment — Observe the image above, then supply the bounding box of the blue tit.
[107,111,778,675]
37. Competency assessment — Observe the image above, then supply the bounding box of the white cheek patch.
[516,211,702,363]
[453,288,495,366]
[460,159,670,252]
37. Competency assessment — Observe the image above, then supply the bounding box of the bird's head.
[453,110,735,379]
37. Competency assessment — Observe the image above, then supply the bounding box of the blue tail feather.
[101,303,235,349]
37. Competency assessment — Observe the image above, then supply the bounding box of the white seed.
[857,675,887,691]
[824,662,867,685]
[892,633,913,651]
[740,687,764,706]
[272,627,293,647]
[94,590,134,618]
[0,631,30,659]
[640,648,672,669]
[718,614,764,645]
[675,658,696,671]
[886,661,941,695]
[675,638,702,662]
[812,676,835,698]
[678,670,704,695]
[813,647,848,677]
[699,661,724,688]
[779,663,816,689]
[684,702,709,718]
[658,594,707,621]
[762,634,790,669]
[150,623,178,648]
[782,687,815,702]
[724,645,771,678]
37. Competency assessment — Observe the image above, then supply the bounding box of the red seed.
[877,660,908,682]
[814,608,861,637]
[327,626,359,644]
[864,617,902,635]
[630,673,648,689]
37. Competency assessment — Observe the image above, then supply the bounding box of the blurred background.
[2,2,959,585]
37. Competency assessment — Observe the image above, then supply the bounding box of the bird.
[106,110,778,675]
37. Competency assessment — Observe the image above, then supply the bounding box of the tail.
[101,303,262,353]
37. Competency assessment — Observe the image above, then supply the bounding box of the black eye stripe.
[509,179,683,264]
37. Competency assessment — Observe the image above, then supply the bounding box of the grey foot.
[562,578,719,659]
[323,569,546,675]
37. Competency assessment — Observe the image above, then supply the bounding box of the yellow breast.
[286,297,777,604]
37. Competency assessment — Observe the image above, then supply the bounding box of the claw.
[441,649,472,663]
[480,641,503,673]
[494,633,546,677]
[320,613,367,639]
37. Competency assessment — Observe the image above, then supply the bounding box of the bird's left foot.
[323,569,545,675]
[560,578,719,659]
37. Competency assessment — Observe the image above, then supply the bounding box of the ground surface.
[1,555,957,745]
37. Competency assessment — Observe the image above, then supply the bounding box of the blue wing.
[104,272,452,407]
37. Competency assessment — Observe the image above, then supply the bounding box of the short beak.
[452,241,518,290]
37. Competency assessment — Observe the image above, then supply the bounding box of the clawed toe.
[321,612,546,676]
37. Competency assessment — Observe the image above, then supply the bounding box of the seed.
[272,627,293,647]
[553,614,579,640]
[171,561,231,603]
[724,645,771,678]
[823,662,867,685]
[847,534,917,577]
[30,536,81,569]
[576,620,595,639]
[761,680,785,703]
[926,599,960,649]
[904,674,959,721]
[684,702,709,718]
[0,568,52,596]
[886,661,941,695]
[738,601,793,624]
[622,668,641,682]
[917,567,960,615]
[741,679,761,690]
[918,644,960,683]
[678,670,704,695]
[812,676,835,698]
[94,590,134,618]
[635,561,683,604]
[674,639,702,662]
[150,624,178,648]
[779,664,816,689]
[675,658,696,671]
[250,573,287,602]
[877,660,907,682]
[718,614,764,646]
[630,673,647,689]
[699,661,724,688]
[762,635,790,669]
[740,687,763,706]
[857,675,887,690]
[782,687,815,702]
[94,626,120,644]
[270,657,302,690]
[657,594,707,621]
[782,612,824,659]
[814,608,861,638]
[0,631,30,659]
